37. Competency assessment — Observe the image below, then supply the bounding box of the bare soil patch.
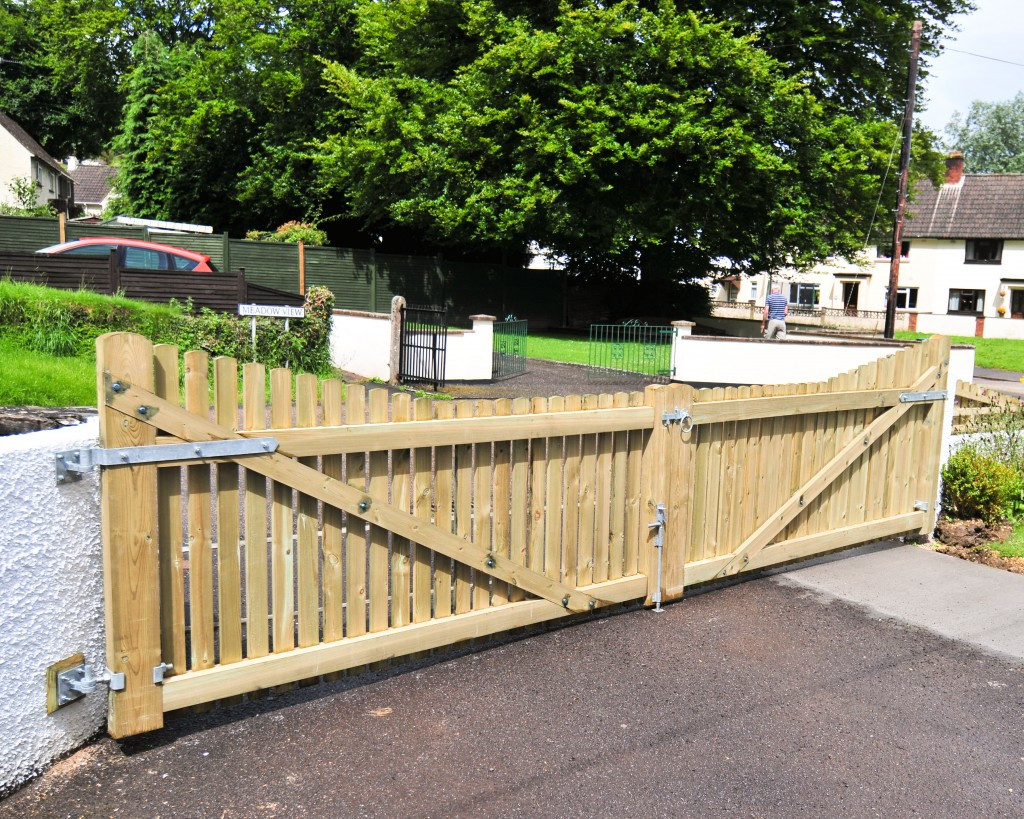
[931,516,1024,575]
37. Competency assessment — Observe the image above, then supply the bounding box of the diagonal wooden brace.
[103,380,607,613]
[717,363,943,578]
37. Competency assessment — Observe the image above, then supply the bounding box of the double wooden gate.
[94,333,949,737]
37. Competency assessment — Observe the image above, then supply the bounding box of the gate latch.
[662,407,693,432]
[647,504,667,613]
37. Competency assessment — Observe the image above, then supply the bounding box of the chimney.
[945,151,964,184]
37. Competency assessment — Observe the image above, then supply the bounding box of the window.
[64,243,115,257]
[948,289,985,314]
[965,239,1002,264]
[789,283,819,307]
[896,287,918,309]
[749,281,758,303]
[876,241,910,259]
[169,254,199,271]
[123,246,166,269]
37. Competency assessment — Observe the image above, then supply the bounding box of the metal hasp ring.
[662,407,694,435]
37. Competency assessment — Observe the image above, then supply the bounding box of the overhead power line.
[941,47,1024,70]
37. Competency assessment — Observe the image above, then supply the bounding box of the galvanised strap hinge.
[56,437,279,483]
[899,390,947,403]
[647,503,667,613]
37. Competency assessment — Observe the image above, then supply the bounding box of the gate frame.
[398,303,448,390]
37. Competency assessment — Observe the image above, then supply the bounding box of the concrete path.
[770,540,1024,662]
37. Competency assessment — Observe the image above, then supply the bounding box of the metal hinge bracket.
[55,664,125,707]
[153,662,174,685]
[899,390,948,404]
[56,437,279,483]
[914,500,930,512]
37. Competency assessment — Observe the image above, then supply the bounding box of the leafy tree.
[944,93,1024,173]
[318,0,911,295]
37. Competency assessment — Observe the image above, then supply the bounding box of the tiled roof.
[69,164,116,204]
[904,175,1024,239]
[0,111,69,178]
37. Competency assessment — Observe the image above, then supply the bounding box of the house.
[714,152,1024,339]
[0,112,74,214]
[67,159,116,218]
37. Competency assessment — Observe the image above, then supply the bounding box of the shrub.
[245,220,328,246]
[941,446,1024,524]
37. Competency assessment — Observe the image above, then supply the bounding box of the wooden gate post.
[96,332,163,737]
[917,335,951,537]
[642,383,695,606]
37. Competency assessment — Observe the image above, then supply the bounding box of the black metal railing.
[492,315,528,380]
[399,304,448,390]
[588,320,672,382]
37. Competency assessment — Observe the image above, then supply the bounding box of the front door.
[1012,289,1024,319]
[842,282,860,314]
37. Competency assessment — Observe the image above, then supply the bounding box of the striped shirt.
[765,293,788,320]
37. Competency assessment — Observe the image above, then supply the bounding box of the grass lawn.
[528,332,592,365]
[528,331,672,372]
[0,336,95,406]
[991,521,1024,559]
[895,331,1024,372]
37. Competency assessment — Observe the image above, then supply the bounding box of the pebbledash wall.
[0,419,106,797]
[330,303,496,382]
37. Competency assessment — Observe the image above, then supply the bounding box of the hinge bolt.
[561,596,570,608]
[111,382,123,393]
[137,405,148,416]
[358,499,371,513]
[588,600,596,611]
[485,556,496,568]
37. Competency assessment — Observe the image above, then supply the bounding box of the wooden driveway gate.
[93,333,948,737]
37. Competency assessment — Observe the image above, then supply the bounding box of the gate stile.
[93,332,949,737]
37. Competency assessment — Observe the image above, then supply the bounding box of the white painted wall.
[0,127,32,208]
[0,419,106,797]
[671,335,912,386]
[444,316,494,381]
[330,310,496,382]
[330,310,393,381]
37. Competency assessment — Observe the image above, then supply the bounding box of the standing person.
[761,284,788,339]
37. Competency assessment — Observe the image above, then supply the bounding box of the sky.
[918,0,1024,135]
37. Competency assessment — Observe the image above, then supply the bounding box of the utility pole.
[884,19,923,339]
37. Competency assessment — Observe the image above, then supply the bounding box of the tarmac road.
[3,543,1023,818]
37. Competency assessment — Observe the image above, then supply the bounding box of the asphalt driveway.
[4,542,1023,818]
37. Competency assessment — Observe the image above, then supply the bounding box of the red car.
[37,237,217,272]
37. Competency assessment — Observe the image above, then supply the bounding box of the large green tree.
[318,0,939,290]
[945,93,1024,173]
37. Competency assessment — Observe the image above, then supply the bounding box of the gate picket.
[214,357,243,665]
[344,384,368,638]
[242,363,269,659]
[296,374,320,647]
[270,368,294,654]
[412,397,435,623]
[367,389,390,632]
[185,351,215,670]
[322,378,344,643]
[433,401,455,617]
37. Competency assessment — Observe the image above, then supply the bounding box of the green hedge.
[0,279,335,375]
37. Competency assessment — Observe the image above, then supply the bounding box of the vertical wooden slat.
[97,332,162,737]
[562,395,583,587]
[623,391,644,577]
[721,386,745,556]
[739,384,763,549]
[368,388,390,631]
[688,388,713,565]
[472,400,494,608]
[640,385,664,604]
[433,401,455,616]
[214,356,243,665]
[577,395,598,587]
[154,344,185,676]
[869,355,897,522]
[528,398,548,578]
[270,367,294,653]
[322,379,344,642]
[295,374,320,647]
[544,396,565,582]
[787,382,813,540]
[454,400,474,615]
[509,398,531,602]
[847,363,875,532]
[412,397,434,622]
[185,351,214,670]
[918,337,950,535]
[812,379,840,537]
[242,363,269,659]
[344,384,368,637]
[703,387,725,561]
[594,393,613,583]
[895,345,923,515]
[390,393,412,627]
[491,398,512,605]
[662,383,694,599]
[608,393,629,579]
